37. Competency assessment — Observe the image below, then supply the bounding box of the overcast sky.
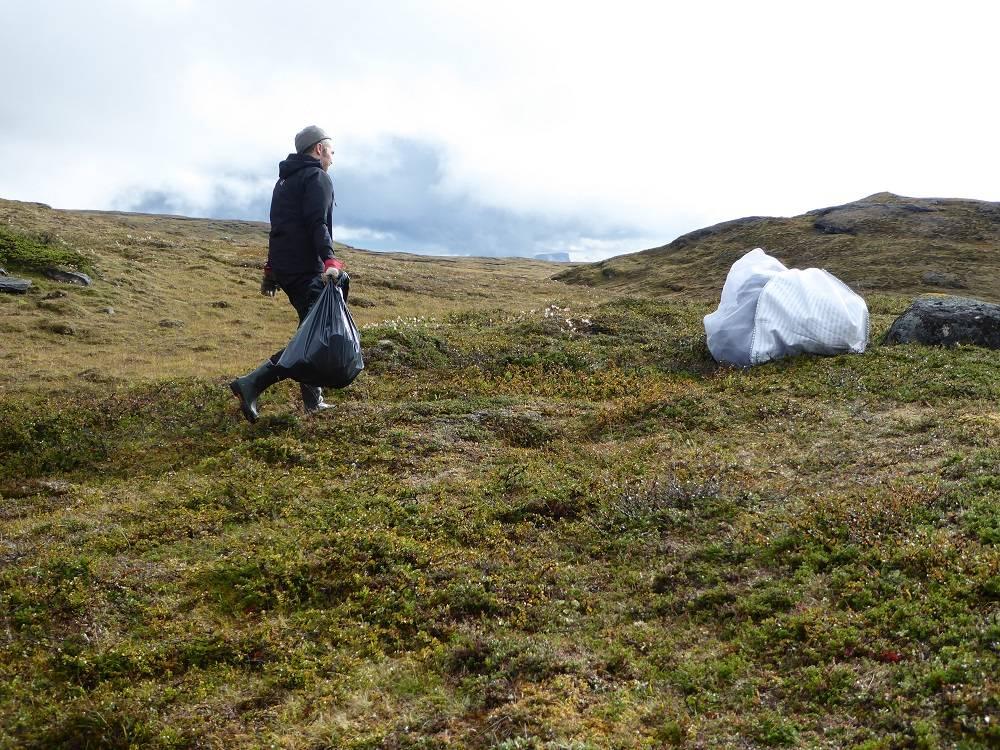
[1,1,997,261]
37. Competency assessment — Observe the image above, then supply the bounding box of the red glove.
[260,264,279,297]
[322,258,345,283]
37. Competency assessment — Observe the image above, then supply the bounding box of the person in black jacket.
[230,125,346,423]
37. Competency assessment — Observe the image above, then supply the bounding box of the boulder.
[883,295,1000,348]
[43,268,92,286]
[0,277,32,294]
[46,322,75,336]
[812,201,935,235]
[921,271,967,289]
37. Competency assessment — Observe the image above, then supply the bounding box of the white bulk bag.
[704,248,869,366]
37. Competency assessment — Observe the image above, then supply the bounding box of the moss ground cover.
[2,290,998,749]
[0,226,92,275]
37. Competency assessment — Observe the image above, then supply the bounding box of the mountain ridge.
[555,192,1000,302]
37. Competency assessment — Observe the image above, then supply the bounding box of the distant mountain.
[533,251,571,262]
[554,193,1000,302]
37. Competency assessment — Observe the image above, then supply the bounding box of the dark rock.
[883,295,1000,348]
[811,203,927,234]
[47,322,76,336]
[43,290,67,299]
[814,218,856,235]
[78,368,117,383]
[44,268,92,286]
[211,300,229,308]
[0,277,32,294]
[158,319,184,328]
[921,271,967,289]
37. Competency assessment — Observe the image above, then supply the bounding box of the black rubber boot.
[230,360,284,423]
[300,384,332,415]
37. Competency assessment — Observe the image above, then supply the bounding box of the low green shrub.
[0,226,90,273]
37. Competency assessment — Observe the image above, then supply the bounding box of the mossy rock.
[0,227,91,275]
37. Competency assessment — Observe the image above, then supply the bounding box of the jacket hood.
[278,153,322,179]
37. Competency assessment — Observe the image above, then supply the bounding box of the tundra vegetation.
[0,198,997,748]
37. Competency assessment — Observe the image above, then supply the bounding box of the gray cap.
[294,125,330,154]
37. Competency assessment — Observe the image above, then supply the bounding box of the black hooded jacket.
[267,153,336,276]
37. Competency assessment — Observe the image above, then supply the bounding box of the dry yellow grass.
[2,197,997,749]
[0,199,610,392]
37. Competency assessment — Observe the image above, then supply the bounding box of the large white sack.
[704,248,869,366]
[703,248,787,367]
[750,268,869,364]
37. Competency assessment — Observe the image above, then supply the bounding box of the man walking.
[230,125,346,423]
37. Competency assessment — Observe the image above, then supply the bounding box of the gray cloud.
[3,1,999,263]
[126,183,269,223]
[120,137,662,260]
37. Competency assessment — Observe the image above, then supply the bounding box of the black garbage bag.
[276,279,364,388]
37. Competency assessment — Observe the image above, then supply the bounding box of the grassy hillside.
[555,193,1000,303]
[1,199,998,749]
[0,200,598,393]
